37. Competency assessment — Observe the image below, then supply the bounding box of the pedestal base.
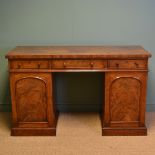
[11,128,56,136]
[102,126,147,136]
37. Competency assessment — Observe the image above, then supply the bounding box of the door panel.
[15,77,47,122]
[10,73,55,128]
[110,77,140,122]
[104,72,147,127]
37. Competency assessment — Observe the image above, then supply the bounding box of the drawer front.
[109,60,147,69]
[10,60,49,69]
[51,60,107,69]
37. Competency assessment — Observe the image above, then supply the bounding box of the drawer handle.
[90,62,94,67]
[134,62,139,68]
[17,64,21,69]
[63,62,66,67]
[37,63,41,68]
[115,63,119,68]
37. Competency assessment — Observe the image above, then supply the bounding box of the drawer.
[10,60,49,69]
[109,60,147,69]
[51,60,107,69]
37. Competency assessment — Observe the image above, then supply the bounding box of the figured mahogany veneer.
[109,60,147,69]
[51,60,107,69]
[10,60,50,69]
[5,46,151,136]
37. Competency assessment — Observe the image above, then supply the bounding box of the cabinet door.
[10,73,56,128]
[104,72,147,127]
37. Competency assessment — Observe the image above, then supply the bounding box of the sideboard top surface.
[6,46,151,59]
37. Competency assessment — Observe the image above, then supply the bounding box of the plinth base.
[102,126,147,136]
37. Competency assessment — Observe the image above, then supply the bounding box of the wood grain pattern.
[10,60,49,69]
[103,71,147,133]
[11,128,56,136]
[15,77,47,122]
[5,46,151,136]
[110,77,140,122]
[109,60,147,69]
[9,73,57,135]
[6,46,151,59]
[102,126,147,136]
[51,60,107,69]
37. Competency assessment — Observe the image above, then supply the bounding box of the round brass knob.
[37,63,41,68]
[116,63,119,68]
[135,62,139,68]
[17,64,21,69]
[90,62,94,67]
[63,62,66,67]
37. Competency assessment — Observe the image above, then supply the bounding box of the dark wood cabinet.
[6,46,151,136]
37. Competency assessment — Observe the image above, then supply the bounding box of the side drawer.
[108,60,147,69]
[10,60,50,69]
[51,60,107,69]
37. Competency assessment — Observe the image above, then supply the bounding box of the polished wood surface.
[108,60,147,69]
[6,46,151,59]
[6,46,151,136]
[51,60,107,69]
[10,60,50,69]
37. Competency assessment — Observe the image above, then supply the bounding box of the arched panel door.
[110,77,141,122]
[15,77,47,122]
[10,73,56,128]
[104,72,147,128]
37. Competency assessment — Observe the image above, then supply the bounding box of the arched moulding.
[109,76,142,122]
[15,76,48,122]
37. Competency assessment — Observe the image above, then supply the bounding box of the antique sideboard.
[5,46,151,136]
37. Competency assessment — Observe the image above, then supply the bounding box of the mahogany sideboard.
[5,46,151,136]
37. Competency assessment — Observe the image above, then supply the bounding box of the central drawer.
[51,60,107,69]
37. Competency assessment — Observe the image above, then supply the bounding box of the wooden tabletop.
[5,46,151,59]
